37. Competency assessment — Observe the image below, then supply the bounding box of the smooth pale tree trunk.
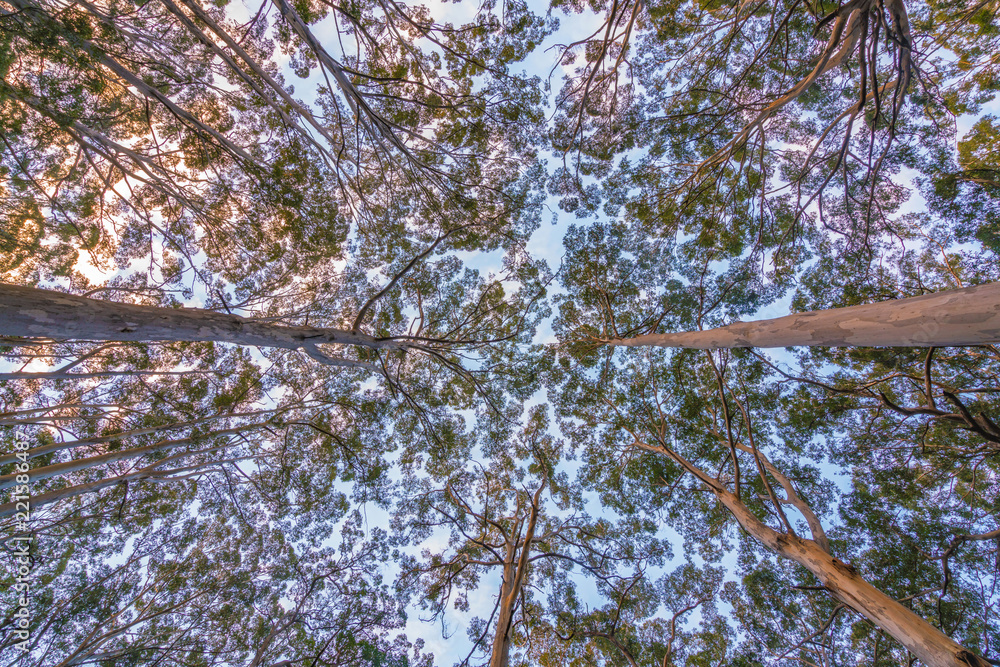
[0,283,397,361]
[607,282,1000,348]
[713,487,993,667]
[489,555,519,667]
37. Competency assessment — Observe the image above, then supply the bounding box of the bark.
[606,282,1000,349]
[712,486,992,667]
[0,283,397,359]
[489,482,544,667]
[489,555,518,667]
[0,409,277,466]
[632,439,992,666]
[0,424,261,491]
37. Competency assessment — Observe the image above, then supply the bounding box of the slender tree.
[395,407,662,667]
[3,0,1000,664]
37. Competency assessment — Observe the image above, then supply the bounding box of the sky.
[7,0,998,663]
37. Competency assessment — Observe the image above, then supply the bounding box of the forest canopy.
[1,0,999,665]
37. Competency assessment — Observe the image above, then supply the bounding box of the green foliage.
[3,0,1000,664]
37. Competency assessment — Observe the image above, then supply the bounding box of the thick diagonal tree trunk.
[636,439,994,667]
[714,487,992,667]
[0,283,398,365]
[606,282,1000,349]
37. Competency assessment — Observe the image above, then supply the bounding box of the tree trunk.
[0,283,396,353]
[489,483,544,667]
[714,487,993,667]
[0,453,241,519]
[606,282,1000,349]
[0,424,261,491]
[0,409,277,466]
[489,559,518,667]
[639,440,993,666]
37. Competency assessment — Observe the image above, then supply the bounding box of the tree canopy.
[2,0,999,665]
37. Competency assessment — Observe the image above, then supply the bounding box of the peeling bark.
[606,283,1000,349]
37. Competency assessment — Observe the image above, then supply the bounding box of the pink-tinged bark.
[607,283,1000,349]
[633,439,993,667]
[712,486,992,667]
[0,283,394,364]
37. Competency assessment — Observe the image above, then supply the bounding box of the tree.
[4,0,1000,664]
[394,407,664,667]
[552,207,1000,662]
[552,341,996,666]
[1,0,549,289]
[602,282,1000,349]
[8,498,415,666]
[549,0,1000,275]
[0,332,425,666]
[0,282,406,365]
[535,562,737,667]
